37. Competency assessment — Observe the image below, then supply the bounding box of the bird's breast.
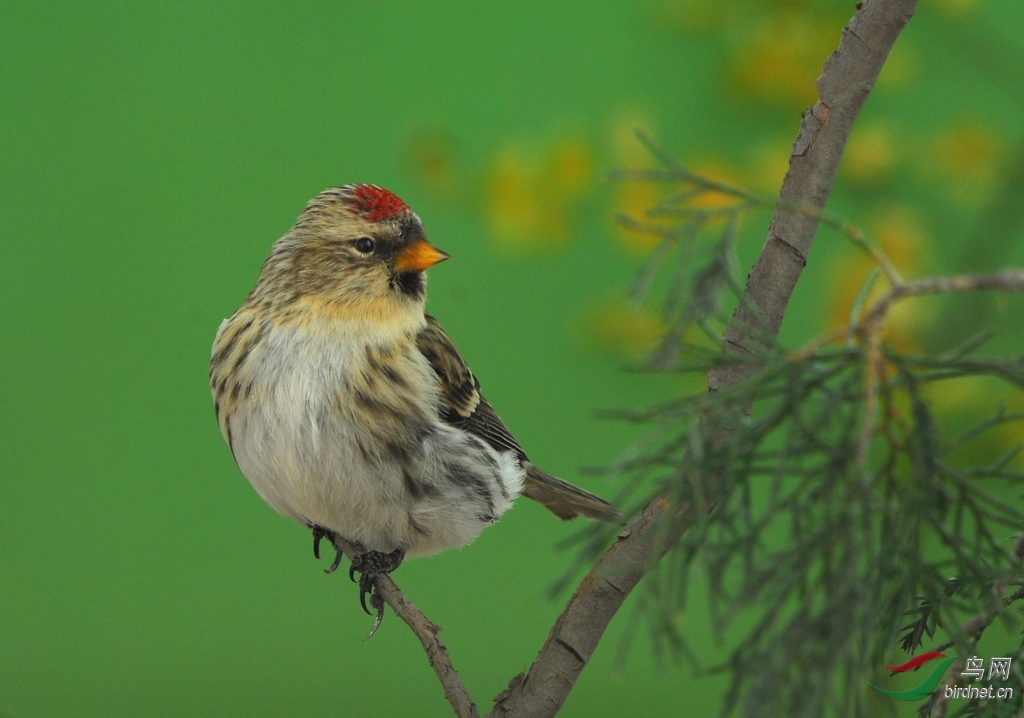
[217,312,440,526]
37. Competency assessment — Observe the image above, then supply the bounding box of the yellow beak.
[394,238,450,273]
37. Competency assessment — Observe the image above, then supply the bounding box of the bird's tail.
[521,463,624,523]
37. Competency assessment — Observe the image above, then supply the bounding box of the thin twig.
[808,205,904,286]
[856,316,886,474]
[330,536,479,718]
[854,269,1024,478]
[865,270,1024,325]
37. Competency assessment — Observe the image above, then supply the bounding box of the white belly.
[223,319,524,557]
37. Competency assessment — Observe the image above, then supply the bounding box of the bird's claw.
[347,548,406,637]
[311,525,327,560]
[358,572,375,615]
[326,550,344,574]
[309,524,344,574]
[363,591,385,641]
[311,530,403,638]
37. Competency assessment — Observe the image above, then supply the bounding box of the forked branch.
[489,1,919,716]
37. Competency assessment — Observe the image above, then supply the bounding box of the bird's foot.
[349,548,406,638]
[310,524,344,574]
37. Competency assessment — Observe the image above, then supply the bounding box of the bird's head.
[255,185,449,325]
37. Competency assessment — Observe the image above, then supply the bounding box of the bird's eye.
[354,237,375,254]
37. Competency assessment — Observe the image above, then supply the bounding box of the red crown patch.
[346,184,410,222]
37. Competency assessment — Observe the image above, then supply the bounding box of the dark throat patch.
[391,271,425,299]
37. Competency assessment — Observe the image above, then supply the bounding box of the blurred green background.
[3,1,1023,716]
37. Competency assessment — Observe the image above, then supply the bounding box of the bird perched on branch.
[210,184,619,632]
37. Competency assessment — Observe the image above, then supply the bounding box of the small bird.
[210,184,618,630]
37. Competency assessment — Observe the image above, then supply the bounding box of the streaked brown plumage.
[210,184,619,627]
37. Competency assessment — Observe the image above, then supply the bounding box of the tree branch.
[855,269,1024,467]
[330,536,479,718]
[490,500,697,718]
[488,1,919,716]
[866,269,1024,324]
[710,0,918,390]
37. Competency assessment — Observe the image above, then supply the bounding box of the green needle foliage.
[584,134,1024,717]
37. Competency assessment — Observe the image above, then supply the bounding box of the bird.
[210,184,620,632]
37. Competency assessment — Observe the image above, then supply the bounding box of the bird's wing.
[416,314,622,523]
[416,314,527,461]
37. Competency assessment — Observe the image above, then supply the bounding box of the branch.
[710,0,918,390]
[490,1,919,716]
[855,269,1024,468]
[490,500,697,718]
[330,536,479,718]
[866,269,1024,324]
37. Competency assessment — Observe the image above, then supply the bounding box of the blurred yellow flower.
[687,159,744,210]
[881,295,937,354]
[842,122,897,183]
[869,204,928,273]
[1001,421,1024,468]
[876,39,918,88]
[651,0,737,34]
[825,204,930,349]
[748,139,792,194]
[587,299,667,360]
[923,377,1024,469]
[936,0,981,15]
[403,128,462,202]
[729,13,834,109]
[489,149,537,245]
[609,110,656,166]
[486,137,594,252]
[923,376,998,415]
[614,182,665,255]
[930,120,1002,208]
[609,110,668,254]
[610,155,742,255]
[549,141,592,192]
